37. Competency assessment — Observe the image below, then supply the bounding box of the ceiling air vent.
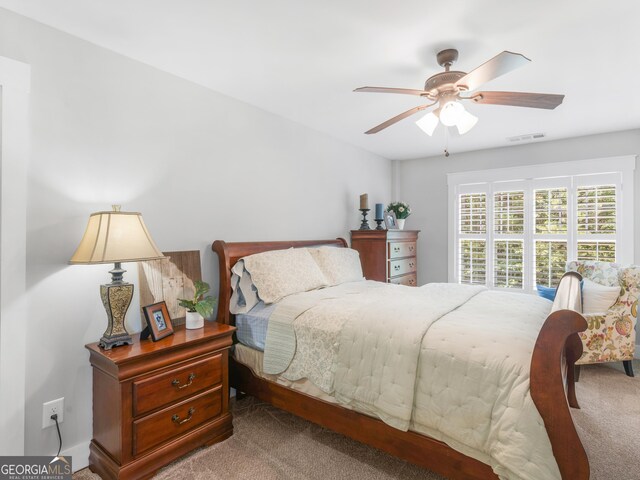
[507,133,545,143]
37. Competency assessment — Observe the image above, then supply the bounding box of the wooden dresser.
[350,229,420,286]
[86,322,235,480]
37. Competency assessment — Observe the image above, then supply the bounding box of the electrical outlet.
[42,398,64,429]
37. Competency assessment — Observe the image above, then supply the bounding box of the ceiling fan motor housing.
[424,71,467,98]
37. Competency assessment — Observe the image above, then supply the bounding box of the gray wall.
[0,8,391,462]
[396,129,640,284]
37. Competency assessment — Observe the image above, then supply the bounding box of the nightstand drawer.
[132,385,222,456]
[389,257,417,278]
[132,353,222,416]
[388,241,416,259]
[390,273,417,286]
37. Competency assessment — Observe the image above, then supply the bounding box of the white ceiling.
[2,0,640,160]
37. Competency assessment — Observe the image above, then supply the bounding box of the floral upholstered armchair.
[566,260,638,377]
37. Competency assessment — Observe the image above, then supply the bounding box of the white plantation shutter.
[494,240,524,288]
[493,189,526,289]
[459,193,486,234]
[458,192,488,285]
[577,185,616,235]
[459,240,486,285]
[449,157,634,290]
[535,188,567,234]
[577,241,616,262]
[494,191,524,234]
[535,240,567,287]
[533,187,568,287]
[575,184,617,261]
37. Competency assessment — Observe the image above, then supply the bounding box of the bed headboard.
[212,238,348,325]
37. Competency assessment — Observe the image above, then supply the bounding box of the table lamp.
[70,205,164,349]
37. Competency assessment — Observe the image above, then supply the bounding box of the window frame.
[447,156,636,289]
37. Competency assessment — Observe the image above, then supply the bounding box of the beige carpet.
[75,360,639,480]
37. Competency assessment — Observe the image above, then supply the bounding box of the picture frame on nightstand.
[142,301,174,341]
[383,210,398,229]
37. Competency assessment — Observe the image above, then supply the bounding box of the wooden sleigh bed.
[212,238,590,480]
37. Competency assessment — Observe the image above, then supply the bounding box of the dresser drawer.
[389,258,417,278]
[390,273,417,287]
[132,353,222,416]
[132,385,222,456]
[388,241,417,259]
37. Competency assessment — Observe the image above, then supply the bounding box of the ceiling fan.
[355,49,565,136]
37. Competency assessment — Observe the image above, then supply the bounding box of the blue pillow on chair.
[536,281,583,302]
[536,285,557,301]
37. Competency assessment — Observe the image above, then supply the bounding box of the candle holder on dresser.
[359,209,371,230]
[374,203,385,229]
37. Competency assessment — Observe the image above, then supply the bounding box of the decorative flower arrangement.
[386,201,412,220]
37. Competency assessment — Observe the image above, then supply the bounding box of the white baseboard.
[63,440,89,472]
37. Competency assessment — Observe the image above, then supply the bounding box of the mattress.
[234,301,275,351]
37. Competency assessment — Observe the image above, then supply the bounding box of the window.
[448,157,635,290]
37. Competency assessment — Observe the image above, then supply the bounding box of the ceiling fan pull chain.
[444,128,450,157]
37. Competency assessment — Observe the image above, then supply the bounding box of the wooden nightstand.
[86,322,235,480]
[350,229,420,285]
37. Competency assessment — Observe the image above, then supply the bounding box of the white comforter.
[263,282,560,480]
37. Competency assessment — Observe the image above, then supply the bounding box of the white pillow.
[242,248,327,304]
[582,278,620,315]
[229,261,260,314]
[308,247,364,286]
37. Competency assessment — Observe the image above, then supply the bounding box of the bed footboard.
[530,271,589,480]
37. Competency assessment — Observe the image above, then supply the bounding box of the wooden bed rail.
[530,271,589,480]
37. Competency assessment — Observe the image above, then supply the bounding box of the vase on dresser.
[397,219,405,230]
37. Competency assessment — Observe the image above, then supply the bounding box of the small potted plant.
[178,280,217,329]
[386,202,412,229]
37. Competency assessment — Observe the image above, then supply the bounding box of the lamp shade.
[70,208,164,264]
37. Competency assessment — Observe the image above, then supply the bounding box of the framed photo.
[383,210,398,229]
[142,301,174,341]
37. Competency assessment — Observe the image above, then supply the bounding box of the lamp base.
[98,333,133,350]
[99,279,134,350]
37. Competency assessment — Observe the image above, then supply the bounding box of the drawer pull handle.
[172,407,196,425]
[393,247,400,253]
[394,265,400,271]
[172,373,196,389]
[409,246,414,252]
[409,263,415,268]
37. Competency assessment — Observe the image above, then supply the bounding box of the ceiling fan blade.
[365,105,430,134]
[455,51,530,91]
[354,86,427,96]
[469,91,565,109]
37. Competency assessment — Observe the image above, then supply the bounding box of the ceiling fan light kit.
[439,101,464,126]
[356,48,564,139]
[455,109,479,135]
[416,111,439,136]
